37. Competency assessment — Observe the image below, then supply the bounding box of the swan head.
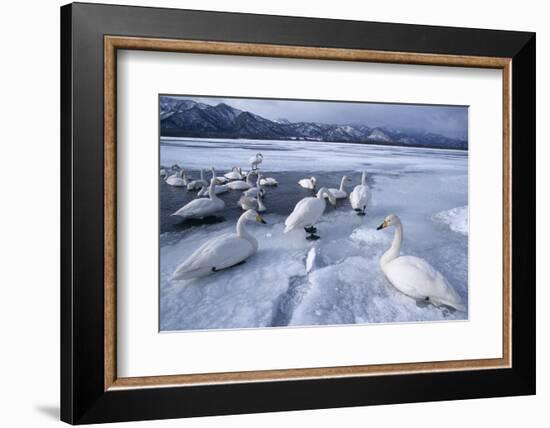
[256,153,263,159]
[243,209,267,224]
[376,213,400,230]
[318,187,337,207]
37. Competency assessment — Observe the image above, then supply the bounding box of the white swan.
[187,169,208,191]
[349,171,369,215]
[171,209,267,280]
[319,175,350,199]
[243,174,265,197]
[259,176,278,186]
[172,178,225,219]
[298,176,317,190]
[160,168,168,178]
[198,168,230,196]
[165,170,187,187]
[227,172,254,190]
[284,187,336,240]
[224,167,243,181]
[238,192,266,212]
[249,153,263,171]
[376,214,466,311]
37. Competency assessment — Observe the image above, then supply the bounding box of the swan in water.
[187,169,208,191]
[227,172,255,190]
[224,167,243,181]
[284,187,336,240]
[165,170,187,187]
[260,176,278,186]
[249,153,263,171]
[243,174,265,197]
[198,168,229,196]
[171,209,267,280]
[238,192,266,212]
[376,214,466,311]
[172,178,225,220]
[319,175,350,199]
[349,171,369,215]
[298,176,317,190]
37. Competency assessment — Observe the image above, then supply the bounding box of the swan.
[172,178,225,220]
[187,169,208,191]
[298,176,317,190]
[165,170,187,187]
[284,187,336,240]
[376,214,466,311]
[171,209,267,280]
[224,167,243,181]
[238,192,266,212]
[227,172,255,190]
[249,153,263,171]
[259,176,278,186]
[319,175,350,199]
[198,168,229,196]
[160,168,168,178]
[349,171,369,215]
[243,174,265,197]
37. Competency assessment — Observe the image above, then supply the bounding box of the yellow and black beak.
[256,215,267,224]
[376,219,388,230]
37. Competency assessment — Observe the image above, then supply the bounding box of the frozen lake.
[159,137,468,331]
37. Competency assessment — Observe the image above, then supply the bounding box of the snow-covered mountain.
[160,97,468,150]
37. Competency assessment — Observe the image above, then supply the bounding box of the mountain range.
[160,97,468,150]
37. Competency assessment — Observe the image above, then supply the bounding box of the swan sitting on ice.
[187,169,208,191]
[284,187,336,240]
[298,176,317,190]
[165,170,187,187]
[249,153,263,171]
[319,175,350,199]
[260,176,278,186]
[171,209,267,280]
[239,192,266,212]
[243,174,265,197]
[172,178,225,220]
[349,171,369,216]
[224,167,243,181]
[227,172,255,190]
[376,214,466,311]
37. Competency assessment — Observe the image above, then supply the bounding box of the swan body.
[171,210,266,280]
[239,193,266,212]
[320,175,350,199]
[377,214,466,311]
[298,176,317,190]
[187,169,207,191]
[259,176,278,186]
[349,171,369,215]
[249,153,263,170]
[224,167,243,180]
[284,188,336,238]
[227,173,254,190]
[172,178,225,219]
[165,170,187,187]
[243,174,265,197]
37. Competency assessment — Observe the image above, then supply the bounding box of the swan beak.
[376,220,388,230]
[256,215,267,224]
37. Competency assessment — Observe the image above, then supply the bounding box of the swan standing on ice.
[319,175,350,199]
[284,187,336,240]
[298,176,317,190]
[227,172,255,190]
[171,209,267,280]
[172,178,225,220]
[249,153,263,171]
[224,167,243,181]
[165,170,187,187]
[349,171,369,216]
[239,192,266,212]
[259,176,278,186]
[376,214,466,311]
[187,169,208,191]
[243,174,265,197]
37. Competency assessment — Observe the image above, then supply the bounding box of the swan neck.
[381,221,402,266]
[361,172,367,186]
[208,180,217,200]
[236,217,258,250]
[339,176,347,191]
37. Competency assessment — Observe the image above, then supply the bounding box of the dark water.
[160,169,366,234]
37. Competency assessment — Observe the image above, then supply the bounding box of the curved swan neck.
[208,179,217,200]
[381,220,403,266]
[236,217,258,250]
[339,176,347,191]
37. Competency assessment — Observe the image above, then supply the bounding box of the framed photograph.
[61,2,535,424]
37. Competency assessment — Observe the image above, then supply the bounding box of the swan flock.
[163,153,466,312]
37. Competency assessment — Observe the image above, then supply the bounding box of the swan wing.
[383,256,464,310]
[284,197,324,232]
[172,234,254,280]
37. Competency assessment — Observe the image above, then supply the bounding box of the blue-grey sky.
[166,95,468,140]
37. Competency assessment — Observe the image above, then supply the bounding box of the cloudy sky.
[165,95,468,140]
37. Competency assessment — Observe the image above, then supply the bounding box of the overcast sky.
[165,95,468,139]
